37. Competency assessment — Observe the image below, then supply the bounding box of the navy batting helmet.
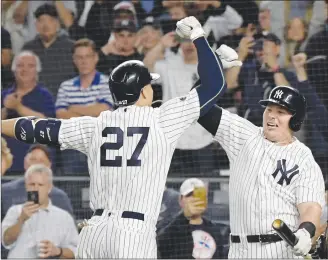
[259,86,307,132]
[108,60,160,106]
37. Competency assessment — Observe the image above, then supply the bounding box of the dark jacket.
[157,213,229,259]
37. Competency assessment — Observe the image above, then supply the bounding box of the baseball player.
[193,82,326,258]
[1,17,242,258]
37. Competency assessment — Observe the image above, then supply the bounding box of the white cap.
[180,178,205,196]
[113,1,136,15]
[259,1,272,11]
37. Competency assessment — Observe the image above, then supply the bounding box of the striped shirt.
[55,71,113,110]
[58,89,200,231]
[216,109,325,236]
[2,201,79,258]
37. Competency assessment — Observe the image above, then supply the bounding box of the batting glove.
[176,16,205,41]
[215,45,243,69]
[292,228,312,256]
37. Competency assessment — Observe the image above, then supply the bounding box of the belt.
[93,209,144,221]
[231,234,283,243]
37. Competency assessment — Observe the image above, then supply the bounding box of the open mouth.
[267,122,278,128]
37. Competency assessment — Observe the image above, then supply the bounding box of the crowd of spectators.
[1,0,328,258]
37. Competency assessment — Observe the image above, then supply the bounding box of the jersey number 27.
[100,127,149,167]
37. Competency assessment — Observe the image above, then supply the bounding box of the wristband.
[299,222,316,238]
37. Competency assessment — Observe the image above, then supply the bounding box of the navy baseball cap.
[113,19,137,33]
[263,33,281,45]
[34,4,59,19]
[141,16,161,30]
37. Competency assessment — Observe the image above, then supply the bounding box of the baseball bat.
[272,219,312,259]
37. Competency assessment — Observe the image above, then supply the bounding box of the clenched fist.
[292,53,307,70]
[176,16,205,41]
[216,44,243,69]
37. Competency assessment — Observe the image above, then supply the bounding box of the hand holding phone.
[20,199,40,222]
[27,191,39,204]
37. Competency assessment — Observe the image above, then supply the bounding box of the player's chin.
[264,128,279,142]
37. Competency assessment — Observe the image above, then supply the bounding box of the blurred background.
[1,0,328,258]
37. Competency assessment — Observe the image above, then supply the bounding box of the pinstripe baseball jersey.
[58,89,200,228]
[216,109,325,236]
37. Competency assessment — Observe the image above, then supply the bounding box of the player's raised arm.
[176,16,226,116]
[189,45,258,162]
[159,16,235,144]
[1,116,97,155]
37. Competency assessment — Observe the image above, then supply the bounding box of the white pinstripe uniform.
[57,89,202,258]
[215,109,325,258]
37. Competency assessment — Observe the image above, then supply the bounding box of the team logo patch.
[192,230,216,259]
[273,90,284,99]
[272,159,299,186]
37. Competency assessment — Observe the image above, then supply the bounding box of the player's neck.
[189,216,203,225]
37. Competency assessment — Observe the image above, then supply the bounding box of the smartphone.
[193,187,207,208]
[27,191,39,204]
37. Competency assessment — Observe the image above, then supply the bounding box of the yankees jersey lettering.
[215,109,325,258]
[58,89,200,229]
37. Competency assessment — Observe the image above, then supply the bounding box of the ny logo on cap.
[273,90,284,99]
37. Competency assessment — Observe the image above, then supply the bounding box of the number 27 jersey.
[57,89,200,225]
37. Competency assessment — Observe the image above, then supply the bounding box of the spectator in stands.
[225,33,298,126]
[157,178,228,259]
[1,137,13,176]
[144,33,216,176]
[1,51,55,120]
[2,0,28,55]
[136,16,163,55]
[13,0,76,42]
[291,52,328,181]
[22,4,75,98]
[2,164,78,259]
[292,53,328,143]
[305,0,328,109]
[113,1,138,25]
[77,1,113,49]
[98,19,144,74]
[284,18,309,68]
[56,38,113,119]
[1,26,14,89]
[2,144,74,219]
[157,187,181,232]
[1,50,56,172]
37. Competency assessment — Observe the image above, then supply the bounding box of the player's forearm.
[193,37,226,115]
[16,104,45,118]
[298,202,322,233]
[274,72,290,86]
[54,1,74,28]
[3,218,24,246]
[1,118,20,137]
